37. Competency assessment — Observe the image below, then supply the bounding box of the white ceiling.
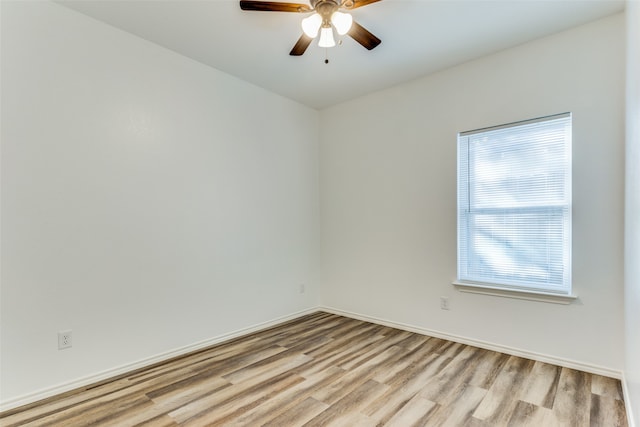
[57,0,624,109]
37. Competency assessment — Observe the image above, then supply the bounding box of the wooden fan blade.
[345,0,381,9]
[239,1,312,12]
[348,21,381,50]
[290,34,313,55]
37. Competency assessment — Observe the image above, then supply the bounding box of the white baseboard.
[0,307,318,413]
[319,306,623,379]
[621,373,637,427]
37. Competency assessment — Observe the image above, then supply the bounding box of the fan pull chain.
[324,48,329,64]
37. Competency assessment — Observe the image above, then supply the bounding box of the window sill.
[452,281,578,305]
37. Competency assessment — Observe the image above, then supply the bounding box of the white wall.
[0,1,320,405]
[625,1,640,424]
[321,14,625,371]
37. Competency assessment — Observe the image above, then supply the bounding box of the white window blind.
[457,113,572,294]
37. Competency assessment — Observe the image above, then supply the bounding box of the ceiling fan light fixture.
[331,11,352,35]
[239,0,382,56]
[301,13,322,38]
[318,26,336,47]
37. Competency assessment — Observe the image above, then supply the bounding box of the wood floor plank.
[262,397,329,427]
[222,350,312,384]
[303,379,387,427]
[228,366,347,425]
[592,374,625,400]
[148,376,232,415]
[423,383,487,426]
[363,352,451,424]
[134,414,181,427]
[383,395,438,427]
[169,353,310,425]
[0,379,134,427]
[311,346,400,405]
[185,343,289,378]
[553,367,592,426]
[590,393,629,427]
[29,394,153,427]
[337,329,411,371]
[171,373,304,426]
[371,336,440,385]
[295,326,387,377]
[466,349,511,390]
[507,400,562,427]
[11,365,203,427]
[437,340,466,359]
[472,355,536,424]
[0,312,628,427]
[418,345,485,405]
[94,400,174,427]
[393,332,431,351]
[517,360,561,409]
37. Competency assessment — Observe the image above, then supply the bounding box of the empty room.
[1,0,639,425]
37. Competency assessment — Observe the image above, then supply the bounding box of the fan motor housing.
[310,0,340,10]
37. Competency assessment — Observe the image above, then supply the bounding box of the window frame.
[454,113,576,304]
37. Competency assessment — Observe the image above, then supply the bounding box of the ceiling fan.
[239,0,382,56]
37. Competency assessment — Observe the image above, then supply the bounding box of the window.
[456,113,572,297]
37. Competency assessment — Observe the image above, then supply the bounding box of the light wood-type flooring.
[0,312,628,426]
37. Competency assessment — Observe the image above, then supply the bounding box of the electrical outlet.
[299,283,306,294]
[440,296,450,310]
[58,330,72,350]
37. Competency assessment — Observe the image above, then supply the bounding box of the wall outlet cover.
[58,330,72,350]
